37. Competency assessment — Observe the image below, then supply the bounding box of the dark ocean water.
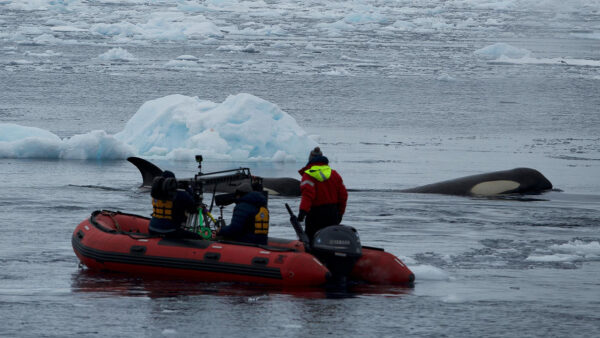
[2,1,600,337]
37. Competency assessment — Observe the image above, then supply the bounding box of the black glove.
[297,210,307,222]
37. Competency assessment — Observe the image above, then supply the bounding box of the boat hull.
[72,211,414,287]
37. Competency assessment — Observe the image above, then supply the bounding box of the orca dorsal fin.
[127,157,163,187]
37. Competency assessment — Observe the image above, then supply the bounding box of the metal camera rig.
[184,155,259,239]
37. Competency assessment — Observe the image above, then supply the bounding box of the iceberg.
[115,93,317,161]
[0,94,317,162]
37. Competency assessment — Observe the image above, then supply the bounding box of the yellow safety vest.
[305,165,332,182]
[152,198,173,220]
[254,206,269,235]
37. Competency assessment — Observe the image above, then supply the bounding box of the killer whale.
[128,157,552,198]
[127,157,301,196]
[400,168,553,196]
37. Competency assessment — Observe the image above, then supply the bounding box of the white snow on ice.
[526,240,600,263]
[97,47,137,62]
[474,42,600,67]
[0,94,317,162]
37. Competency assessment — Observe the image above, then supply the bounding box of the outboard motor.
[311,225,362,286]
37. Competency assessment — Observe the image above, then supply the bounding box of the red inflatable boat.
[72,210,414,287]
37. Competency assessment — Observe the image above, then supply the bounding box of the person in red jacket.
[298,147,348,239]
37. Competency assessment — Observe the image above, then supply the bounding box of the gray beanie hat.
[308,147,323,162]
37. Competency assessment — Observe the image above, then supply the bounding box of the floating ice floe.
[322,67,351,76]
[30,33,77,45]
[436,72,455,81]
[50,26,87,32]
[474,42,600,67]
[525,240,600,263]
[474,43,531,60]
[0,124,131,160]
[97,48,137,62]
[5,0,75,11]
[91,12,224,42]
[24,50,62,57]
[176,55,199,61]
[217,44,260,53]
[164,59,199,68]
[409,264,450,281]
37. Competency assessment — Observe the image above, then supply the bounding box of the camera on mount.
[187,154,256,207]
[214,193,237,207]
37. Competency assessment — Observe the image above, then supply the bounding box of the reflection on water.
[71,270,413,300]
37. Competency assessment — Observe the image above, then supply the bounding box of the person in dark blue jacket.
[149,171,202,239]
[217,188,269,245]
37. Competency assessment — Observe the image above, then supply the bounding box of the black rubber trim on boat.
[258,245,297,252]
[72,235,282,280]
[265,237,297,244]
[130,246,147,255]
[362,245,385,251]
[252,257,269,265]
[87,210,159,241]
[216,239,298,253]
[158,238,211,249]
[204,252,220,261]
[89,210,117,233]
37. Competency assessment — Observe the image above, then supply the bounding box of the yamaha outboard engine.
[311,225,362,286]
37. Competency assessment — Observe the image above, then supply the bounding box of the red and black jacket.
[298,156,347,237]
